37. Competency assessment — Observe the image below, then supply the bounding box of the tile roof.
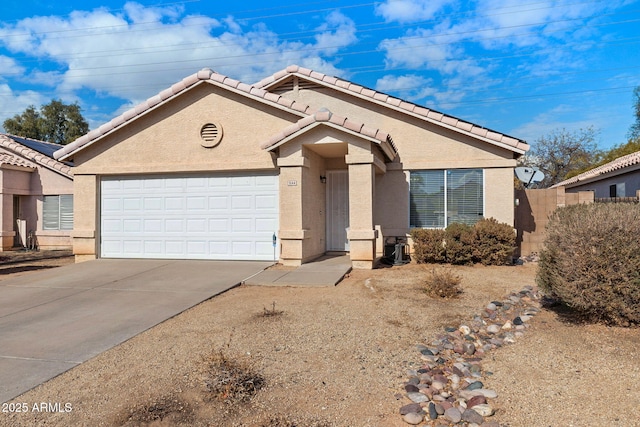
[552,150,640,188]
[0,152,37,169]
[261,108,398,160]
[0,134,73,178]
[255,65,530,154]
[54,68,317,161]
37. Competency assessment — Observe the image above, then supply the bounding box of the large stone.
[466,394,487,408]
[444,407,462,423]
[403,412,424,425]
[462,408,485,424]
[400,403,423,415]
[472,403,495,416]
[407,392,429,403]
[428,402,439,420]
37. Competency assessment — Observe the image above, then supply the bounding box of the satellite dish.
[515,167,545,188]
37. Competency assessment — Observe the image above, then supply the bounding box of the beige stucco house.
[552,150,640,199]
[1,134,74,251]
[54,65,529,268]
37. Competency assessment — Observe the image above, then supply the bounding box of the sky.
[1,0,639,150]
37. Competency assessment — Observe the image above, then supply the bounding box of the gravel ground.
[1,257,639,426]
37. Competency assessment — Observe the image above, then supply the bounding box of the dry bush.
[537,203,640,326]
[410,228,446,263]
[472,217,516,265]
[121,395,194,425]
[423,267,463,299]
[411,218,515,266]
[443,222,475,265]
[202,350,265,404]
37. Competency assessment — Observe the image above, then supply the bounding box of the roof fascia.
[265,121,396,161]
[265,72,527,156]
[56,79,307,162]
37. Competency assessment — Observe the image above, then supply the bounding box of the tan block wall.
[515,187,594,257]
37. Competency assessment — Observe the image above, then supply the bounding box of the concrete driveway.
[0,259,270,403]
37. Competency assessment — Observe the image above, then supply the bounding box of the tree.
[629,86,640,141]
[3,100,89,145]
[522,127,600,188]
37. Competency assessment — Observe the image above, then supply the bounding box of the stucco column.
[0,193,15,251]
[72,174,99,262]
[346,154,377,269]
[277,156,308,266]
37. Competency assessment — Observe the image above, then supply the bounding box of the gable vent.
[200,123,223,148]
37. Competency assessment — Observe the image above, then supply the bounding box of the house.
[54,65,529,269]
[552,150,640,199]
[0,134,74,251]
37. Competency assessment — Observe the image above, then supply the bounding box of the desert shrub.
[202,350,265,403]
[423,267,463,298]
[410,228,446,263]
[411,218,515,265]
[444,222,475,265]
[472,218,516,265]
[537,203,640,326]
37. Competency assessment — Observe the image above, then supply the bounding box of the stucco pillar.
[277,156,308,266]
[72,174,99,262]
[346,154,377,269]
[0,193,15,251]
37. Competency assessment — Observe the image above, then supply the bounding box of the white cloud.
[0,83,46,131]
[375,0,455,24]
[375,74,437,100]
[0,3,358,109]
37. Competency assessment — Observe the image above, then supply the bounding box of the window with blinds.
[410,169,483,228]
[43,195,74,230]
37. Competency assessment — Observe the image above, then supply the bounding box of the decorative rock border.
[399,285,541,426]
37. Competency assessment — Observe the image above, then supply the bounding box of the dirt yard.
[2,255,639,426]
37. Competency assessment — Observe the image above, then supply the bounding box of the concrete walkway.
[244,255,352,286]
[0,259,270,403]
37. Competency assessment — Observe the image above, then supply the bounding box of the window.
[43,195,74,230]
[609,183,625,198]
[410,169,484,228]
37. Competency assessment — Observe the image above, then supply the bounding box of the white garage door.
[100,173,279,260]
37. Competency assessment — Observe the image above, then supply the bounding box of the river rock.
[462,408,485,424]
[403,412,424,425]
[472,403,495,416]
[486,324,501,334]
[444,407,462,423]
[466,394,487,408]
[406,392,429,403]
[400,403,423,415]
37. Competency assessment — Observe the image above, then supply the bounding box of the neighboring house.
[54,65,529,269]
[552,150,640,199]
[0,134,74,251]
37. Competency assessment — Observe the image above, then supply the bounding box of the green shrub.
[410,218,515,266]
[410,228,446,263]
[444,222,475,265]
[537,203,640,326]
[473,218,516,265]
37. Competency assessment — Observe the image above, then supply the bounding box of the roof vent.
[200,123,223,148]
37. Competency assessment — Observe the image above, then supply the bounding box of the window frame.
[43,194,74,231]
[409,169,485,229]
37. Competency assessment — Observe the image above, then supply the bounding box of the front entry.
[326,170,349,251]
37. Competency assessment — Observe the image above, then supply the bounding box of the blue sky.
[1,0,639,150]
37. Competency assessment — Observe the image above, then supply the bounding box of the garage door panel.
[101,174,278,260]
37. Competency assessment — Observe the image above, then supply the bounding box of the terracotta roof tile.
[0,152,36,169]
[254,65,529,153]
[553,150,640,188]
[260,108,397,161]
[55,68,321,160]
[0,134,73,178]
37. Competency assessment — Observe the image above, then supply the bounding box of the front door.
[13,196,26,247]
[326,170,349,251]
